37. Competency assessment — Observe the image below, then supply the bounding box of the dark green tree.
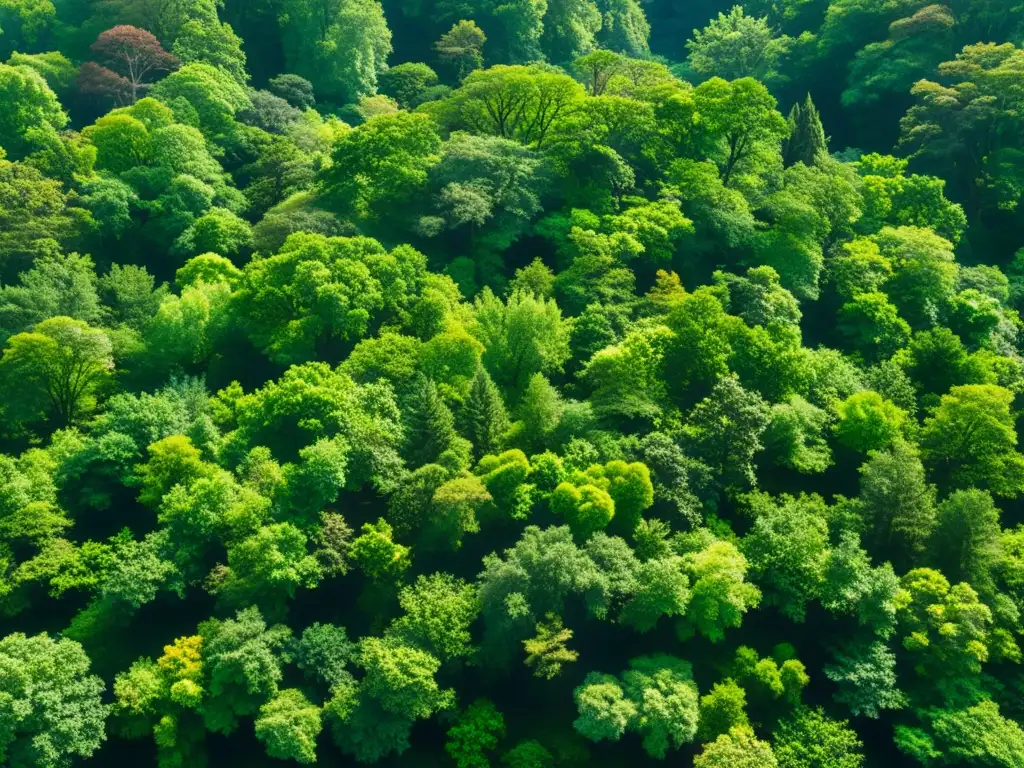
[783,94,827,167]
[404,374,462,468]
[461,366,510,461]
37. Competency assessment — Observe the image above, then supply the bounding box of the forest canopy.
[0,0,1023,765]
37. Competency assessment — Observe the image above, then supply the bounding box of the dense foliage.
[0,0,1023,765]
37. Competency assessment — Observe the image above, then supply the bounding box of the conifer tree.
[404,374,458,467]
[783,94,828,167]
[461,367,510,461]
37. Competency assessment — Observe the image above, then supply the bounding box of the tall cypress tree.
[404,374,458,467]
[460,367,510,461]
[783,94,828,167]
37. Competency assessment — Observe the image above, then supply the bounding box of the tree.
[280,437,350,527]
[931,489,1003,595]
[763,395,832,474]
[833,391,908,454]
[419,132,545,257]
[255,689,322,764]
[898,568,992,700]
[474,449,533,520]
[472,289,572,393]
[293,622,355,689]
[388,573,480,662]
[220,362,404,490]
[541,0,601,63]
[0,63,67,159]
[435,21,486,80]
[8,51,74,100]
[582,325,673,426]
[319,112,441,224]
[171,20,247,84]
[231,232,429,364]
[824,640,907,719]
[477,526,605,656]
[214,523,323,619]
[898,43,1024,217]
[576,460,654,536]
[503,739,554,767]
[574,50,623,96]
[172,207,253,260]
[101,0,219,43]
[109,635,203,756]
[681,375,771,494]
[819,531,903,637]
[898,700,1024,767]
[0,632,106,768]
[524,613,578,679]
[901,327,974,399]
[0,250,102,341]
[550,480,615,540]
[83,26,179,105]
[838,292,912,363]
[446,699,506,768]
[485,0,545,63]
[574,655,699,758]
[874,226,957,331]
[0,0,56,60]
[573,672,636,743]
[99,263,167,331]
[379,62,439,108]
[81,112,149,175]
[921,385,1024,497]
[329,693,413,763]
[404,374,460,467]
[742,494,828,622]
[858,439,937,569]
[357,636,454,719]
[678,541,761,643]
[731,644,808,707]
[842,5,955,111]
[460,367,510,460]
[350,519,411,582]
[783,94,827,167]
[619,556,691,633]
[692,76,789,187]
[773,707,865,768]
[621,655,700,758]
[149,62,251,141]
[855,154,967,243]
[687,6,790,83]
[199,606,291,735]
[267,74,315,108]
[829,238,892,301]
[697,680,749,742]
[694,725,777,768]
[434,65,585,149]
[0,317,113,428]
[597,0,650,57]
[552,230,639,315]
[280,0,392,104]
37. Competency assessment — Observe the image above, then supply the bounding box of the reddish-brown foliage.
[76,61,134,106]
[86,25,179,103]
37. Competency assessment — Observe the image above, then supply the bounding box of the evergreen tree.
[461,367,510,461]
[404,374,459,467]
[783,94,828,167]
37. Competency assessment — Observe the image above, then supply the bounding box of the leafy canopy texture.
[2,2,1024,767]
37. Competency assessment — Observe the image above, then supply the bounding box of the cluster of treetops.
[0,0,1023,765]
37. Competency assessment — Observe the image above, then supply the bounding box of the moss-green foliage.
[1,1,1023,765]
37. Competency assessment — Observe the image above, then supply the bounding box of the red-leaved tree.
[78,25,179,105]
